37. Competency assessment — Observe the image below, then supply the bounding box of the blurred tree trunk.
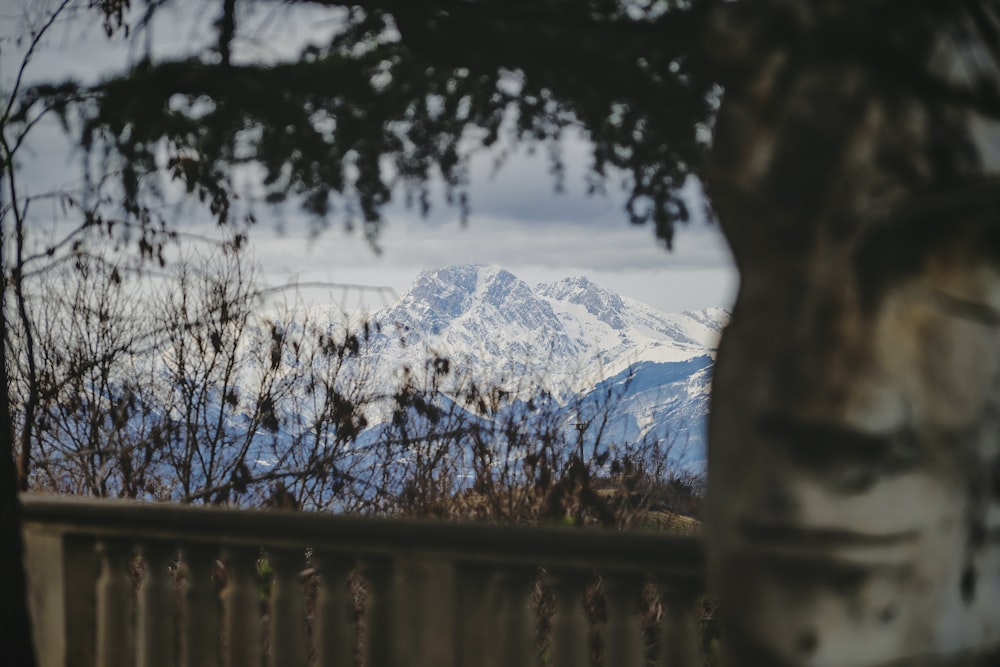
[0,313,36,666]
[706,3,1000,665]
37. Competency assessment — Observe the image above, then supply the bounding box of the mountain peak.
[376,264,729,388]
[405,264,539,312]
[390,264,563,342]
[537,275,628,330]
[353,265,727,464]
[408,264,518,298]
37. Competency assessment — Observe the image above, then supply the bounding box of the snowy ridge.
[368,265,727,399]
[342,265,729,466]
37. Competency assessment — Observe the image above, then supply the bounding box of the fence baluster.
[221,548,262,667]
[313,553,355,667]
[362,557,393,667]
[138,541,178,667]
[550,570,589,667]
[181,546,221,667]
[660,586,699,667]
[604,574,643,667]
[267,548,308,667]
[492,567,537,667]
[96,539,134,667]
[455,564,491,667]
[63,536,100,667]
[392,556,456,667]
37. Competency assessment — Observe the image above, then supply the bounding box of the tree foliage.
[15,0,718,248]
[22,1,999,251]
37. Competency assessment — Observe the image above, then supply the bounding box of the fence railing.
[20,493,706,667]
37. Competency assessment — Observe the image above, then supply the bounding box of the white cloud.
[248,213,736,314]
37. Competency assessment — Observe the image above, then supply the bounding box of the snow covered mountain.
[98,264,726,503]
[369,265,725,393]
[357,265,729,466]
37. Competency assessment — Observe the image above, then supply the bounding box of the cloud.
[246,210,736,314]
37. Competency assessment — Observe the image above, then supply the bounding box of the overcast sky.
[2,0,737,314]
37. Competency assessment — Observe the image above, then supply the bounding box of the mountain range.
[349,264,729,469]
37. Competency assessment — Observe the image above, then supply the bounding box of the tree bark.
[0,313,36,665]
[705,2,1000,665]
